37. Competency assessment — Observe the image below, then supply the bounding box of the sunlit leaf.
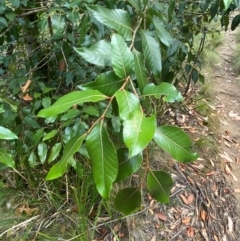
[123,110,156,157]
[48,143,62,163]
[51,15,66,33]
[111,33,134,78]
[0,126,18,140]
[38,142,48,164]
[86,123,118,199]
[43,130,58,141]
[74,40,111,66]
[38,90,108,118]
[114,188,141,215]
[147,170,173,204]
[115,90,140,120]
[154,126,198,162]
[0,148,15,168]
[87,5,132,40]
[142,83,183,102]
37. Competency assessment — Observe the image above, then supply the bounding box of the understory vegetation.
[1,0,240,240]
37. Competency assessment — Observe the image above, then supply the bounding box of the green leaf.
[123,110,156,157]
[153,18,173,47]
[42,97,51,109]
[86,123,118,199]
[66,11,79,25]
[142,83,183,102]
[133,49,148,93]
[51,15,66,33]
[46,134,86,180]
[0,17,8,29]
[127,0,142,11]
[115,90,140,120]
[231,14,240,31]
[147,170,173,204]
[80,71,124,96]
[111,34,134,78]
[28,152,36,168]
[83,106,99,117]
[74,40,111,67]
[9,0,20,8]
[114,188,141,215]
[38,90,108,118]
[111,116,121,133]
[38,142,48,164]
[141,30,162,78]
[168,0,175,22]
[87,5,132,41]
[154,126,198,162]
[43,130,58,141]
[116,148,142,182]
[48,143,62,163]
[0,148,15,168]
[223,0,232,9]
[0,126,18,140]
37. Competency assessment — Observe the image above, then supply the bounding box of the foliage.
[0,0,239,215]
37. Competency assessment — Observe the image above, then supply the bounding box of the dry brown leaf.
[187,226,194,237]
[182,216,191,224]
[150,235,156,241]
[59,60,66,71]
[225,164,238,181]
[228,110,239,118]
[200,210,206,221]
[228,215,233,232]
[219,152,233,163]
[156,213,167,221]
[180,194,189,205]
[187,194,194,204]
[234,189,240,193]
[21,80,32,93]
[224,141,231,148]
[22,94,33,101]
[15,206,39,216]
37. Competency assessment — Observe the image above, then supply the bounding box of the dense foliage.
[1,0,240,214]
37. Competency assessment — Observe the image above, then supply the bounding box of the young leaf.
[80,71,124,96]
[74,40,111,67]
[147,170,173,204]
[38,142,48,164]
[116,148,142,182]
[115,90,140,120]
[48,143,62,163]
[133,49,148,93]
[0,148,15,168]
[46,134,86,180]
[142,83,183,102]
[111,34,134,78]
[141,30,162,78]
[86,123,118,199]
[154,126,198,162]
[87,5,133,40]
[0,126,18,140]
[123,110,156,157]
[114,188,141,215]
[38,90,108,118]
[153,18,173,47]
[43,130,58,141]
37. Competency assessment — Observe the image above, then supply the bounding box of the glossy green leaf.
[38,142,48,164]
[147,170,173,204]
[223,0,232,9]
[0,148,15,168]
[43,130,58,141]
[86,123,118,199]
[66,11,79,25]
[111,34,134,78]
[153,18,173,47]
[46,134,86,180]
[231,14,240,31]
[28,152,36,168]
[115,90,140,120]
[87,5,132,40]
[51,15,66,33]
[133,49,148,93]
[154,126,198,162]
[123,110,156,157]
[114,188,141,215]
[38,90,108,118]
[141,30,162,78]
[142,83,183,102]
[80,71,124,96]
[116,148,142,182]
[48,143,62,163]
[74,40,111,67]
[0,126,18,140]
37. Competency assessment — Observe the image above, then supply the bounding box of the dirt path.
[213,30,240,204]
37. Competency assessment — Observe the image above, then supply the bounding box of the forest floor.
[0,27,240,241]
